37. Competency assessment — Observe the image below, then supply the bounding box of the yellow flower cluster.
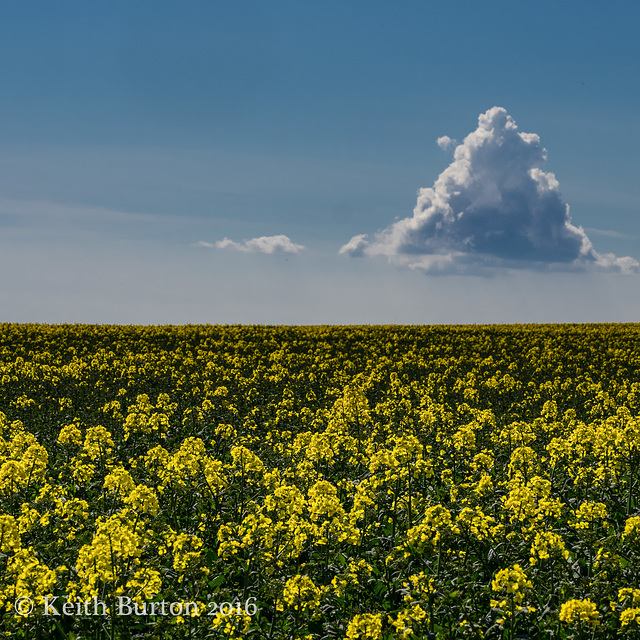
[570,501,608,530]
[74,512,142,597]
[491,564,533,607]
[616,588,640,627]
[559,598,600,627]
[529,530,569,564]
[0,548,57,614]
[278,575,324,615]
[0,515,21,553]
[0,418,48,494]
[345,612,383,640]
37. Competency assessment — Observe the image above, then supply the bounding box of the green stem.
[627,464,636,516]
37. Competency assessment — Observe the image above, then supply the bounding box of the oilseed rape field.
[1,324,640,640]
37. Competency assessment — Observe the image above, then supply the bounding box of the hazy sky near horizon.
[1,1,639,324]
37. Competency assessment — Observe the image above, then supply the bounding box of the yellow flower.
[623,516,640,543]
[172,533,205,573]
[307,480,344,521]
[278,575,323,615]
[124,485,160,516]
[57,422,83,446]
[103,466,136,497]
[17,504,40,534]
[390,604,428,639]
[75,512,141,596]
[569,501,608,529]
[83,425,114,460]
[621,608,640,626]
[559,598,600,627]
[491,565,532,605]
[529,530,569,564]
[2,547,57,609]
[125,567,162,602]
[457,506,495,540]
[345,612,383,640]
[0,514,21,552]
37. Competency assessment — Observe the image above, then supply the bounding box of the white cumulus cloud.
[338,234,369,257]
[341,107,638,275]
[436,135,456,150]
[215,234,305,254]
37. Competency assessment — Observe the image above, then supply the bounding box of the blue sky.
[1,1,639,323]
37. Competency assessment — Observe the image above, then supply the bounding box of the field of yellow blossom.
[1,323,640,639]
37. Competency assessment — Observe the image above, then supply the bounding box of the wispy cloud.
[213,234,305,254]
[341,107,638,275]
[0,197,194,244]
[0,198,174,225]
[584,227,633,240]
